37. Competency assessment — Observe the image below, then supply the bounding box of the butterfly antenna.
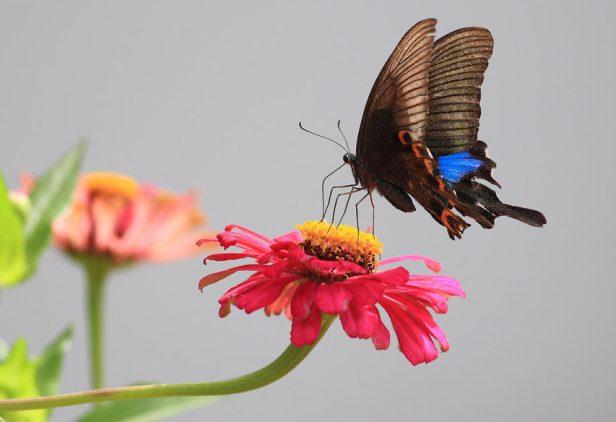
[337,120,351,153]
[299,122,348,153]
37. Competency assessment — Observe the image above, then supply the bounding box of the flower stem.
[0,314,336,411]
[84,257,110,390]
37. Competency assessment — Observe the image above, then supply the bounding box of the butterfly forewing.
[355,19,470,238]
[357,18,436,159]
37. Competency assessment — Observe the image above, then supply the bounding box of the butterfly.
[335,18,546,239]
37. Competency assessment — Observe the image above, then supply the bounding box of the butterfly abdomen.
[375,179,416,212]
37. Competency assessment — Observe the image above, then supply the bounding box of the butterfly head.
[342,153,357,165]
[343,152,360,183]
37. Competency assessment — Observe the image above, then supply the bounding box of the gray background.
[0,1,614,421]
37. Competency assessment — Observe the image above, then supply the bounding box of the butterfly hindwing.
[424,27,546,228]
[426,27,494,156]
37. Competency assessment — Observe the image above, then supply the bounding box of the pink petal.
[343,278,384,305]
[260,260,292,279]
[17,172,35,195]
[255,251,275,264]
[405,301,449,352]
[395,287,450,313]
[372,310,390,350]
[138,198,199,256]
[290,304,322,346]
[290,281,317,320]
[302,256,367,278]
[216,225,273,253]
[217,232,271,254]
[340,303,379,339]
[219,301,232,318]
[91,196,125,252]
[197,237,219,246]
[406,275,466,299]
[384,292,449,351]
[198,264,267,290]
[115,203,134,235]
[378,255,442,273]
[218,273,268,306]
[380,296,440,365]
[314,283,352,314]
[204,252,255,264]
[108,191,155,258]
[269,241,305,260]
[372,267,410,287]
[273,231,302,244]
[270,243,305,264]
[225,224,274,244]
[265,282,299,316]
[52,207,91,252]
[147,231,211,262]
[233,278,290,314]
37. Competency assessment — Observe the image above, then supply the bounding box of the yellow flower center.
[297,220,383,272]
[82,172,139,199]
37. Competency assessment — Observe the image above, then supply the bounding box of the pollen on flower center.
[296,220,383,272]
[82,172,139,199]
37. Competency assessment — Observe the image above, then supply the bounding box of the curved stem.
[0,314,336,411]
[84,258,110,389]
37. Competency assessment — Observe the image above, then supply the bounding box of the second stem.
[85,259,109,390]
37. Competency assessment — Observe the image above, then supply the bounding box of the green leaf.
[0,328,73,422]
[0,339,45,422]
[35,326,73,397]
[77,395,220,422]
[23,141,87,278]
[0,174,27,286]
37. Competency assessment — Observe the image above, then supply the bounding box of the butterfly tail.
[436,141,547,229]
[456,181,546,227]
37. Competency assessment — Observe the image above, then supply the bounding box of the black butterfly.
[325,18,546,239]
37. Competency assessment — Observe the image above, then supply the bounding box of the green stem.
[0,314,336,411]
[84,258,110,390]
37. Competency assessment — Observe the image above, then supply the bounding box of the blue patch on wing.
[437,151,483,183]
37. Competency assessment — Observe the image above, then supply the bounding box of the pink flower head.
[53,172,215,263]
[199,221,465,365]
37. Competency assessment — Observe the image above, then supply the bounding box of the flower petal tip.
[196,238,217,247]
[428,261,442,273]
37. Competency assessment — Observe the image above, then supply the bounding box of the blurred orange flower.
[53,172,214,263]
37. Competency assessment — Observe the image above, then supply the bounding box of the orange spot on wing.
[439,209,467,239]
[397,131,412,146]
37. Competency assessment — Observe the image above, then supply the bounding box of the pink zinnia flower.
[199,221,465,365]
[53,172,214,262]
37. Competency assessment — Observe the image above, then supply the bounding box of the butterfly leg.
[321,183,359,222]
[326,188,354,234]
[369,192,376,239]
[353,191,371,249]
[336,187,364,227]
[327,187,361,232]
[320,163,346,218]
